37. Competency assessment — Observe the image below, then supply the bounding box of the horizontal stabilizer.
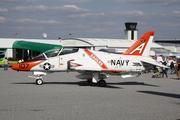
[141,59,169,68]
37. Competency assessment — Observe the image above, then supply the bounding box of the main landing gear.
[87,79,106,87]
[98,80,106,87]
[85,73,108,87]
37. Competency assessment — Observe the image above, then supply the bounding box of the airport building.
[0,22,174,60]
[0,38,61,60]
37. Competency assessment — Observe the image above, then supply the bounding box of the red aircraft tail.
[122,31,155,56]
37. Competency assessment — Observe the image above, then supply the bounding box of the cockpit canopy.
[33,47,79,60]
[44,48,61,58]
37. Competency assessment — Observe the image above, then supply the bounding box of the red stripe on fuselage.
[84,49,108,69]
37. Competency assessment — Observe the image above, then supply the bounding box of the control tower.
[124,22,138,40]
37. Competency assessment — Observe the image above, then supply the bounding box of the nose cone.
[11,62,31,71]
[11,64,20,71]
[11,63,30,71]
[11,60,46,71]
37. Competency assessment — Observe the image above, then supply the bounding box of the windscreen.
[59,48,79,55]
[34,53,46,60]
[44,48,62,58]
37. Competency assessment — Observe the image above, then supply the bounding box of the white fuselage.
[30,49,153,75]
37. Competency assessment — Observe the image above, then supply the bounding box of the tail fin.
[122,31,155,56]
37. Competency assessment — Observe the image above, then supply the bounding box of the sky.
[0,0,180,40]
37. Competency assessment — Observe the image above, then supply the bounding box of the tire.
[36,79,43,85]
[87,79,92,84]
[98,80,106,87]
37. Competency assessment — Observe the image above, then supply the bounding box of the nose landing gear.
[28,75,44,85]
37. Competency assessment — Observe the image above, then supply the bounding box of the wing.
[12,40,63,52]
[69,60,126,73]
[155,39,180,44]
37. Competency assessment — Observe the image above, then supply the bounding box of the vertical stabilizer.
[122,31,155,56]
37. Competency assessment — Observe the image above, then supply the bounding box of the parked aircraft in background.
[12,31,167,87]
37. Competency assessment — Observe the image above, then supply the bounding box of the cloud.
[111,0,180,6]
[162,22,180,27]
[89,28,108,33]
[9,26,43,31]
[11,5,89,13]
[102,22,119,26]
[111,11,144,16]
[13,18,61,25]
[1,4,180,39]
[173,11,180,14]
[0,0,92,4]
[0,8,8,13]
[59,0,92,3]
[0,18,60,31]
[61,5,89,12]
[0,0,33,4]
[68,13,93,18]
[0,17,61,25]
[172,11,180,17]
[64,10,180,38]
[11,5,48,12]
[68,11,145,18]
[0,16,6,23]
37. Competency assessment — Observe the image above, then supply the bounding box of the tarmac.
[0,68,180,120]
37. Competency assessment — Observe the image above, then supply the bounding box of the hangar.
[0,22,172,60]
[0,38,61,60]
[60,37,166,53]
[0,36,169,60]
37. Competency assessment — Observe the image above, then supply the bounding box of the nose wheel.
[28,75,44,85]
[36,79,43,85]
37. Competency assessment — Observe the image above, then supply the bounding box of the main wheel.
[36,79,43,85]
[98,80,106,87]
[87,79,92,84]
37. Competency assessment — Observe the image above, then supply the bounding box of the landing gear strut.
[28,75,44,85]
